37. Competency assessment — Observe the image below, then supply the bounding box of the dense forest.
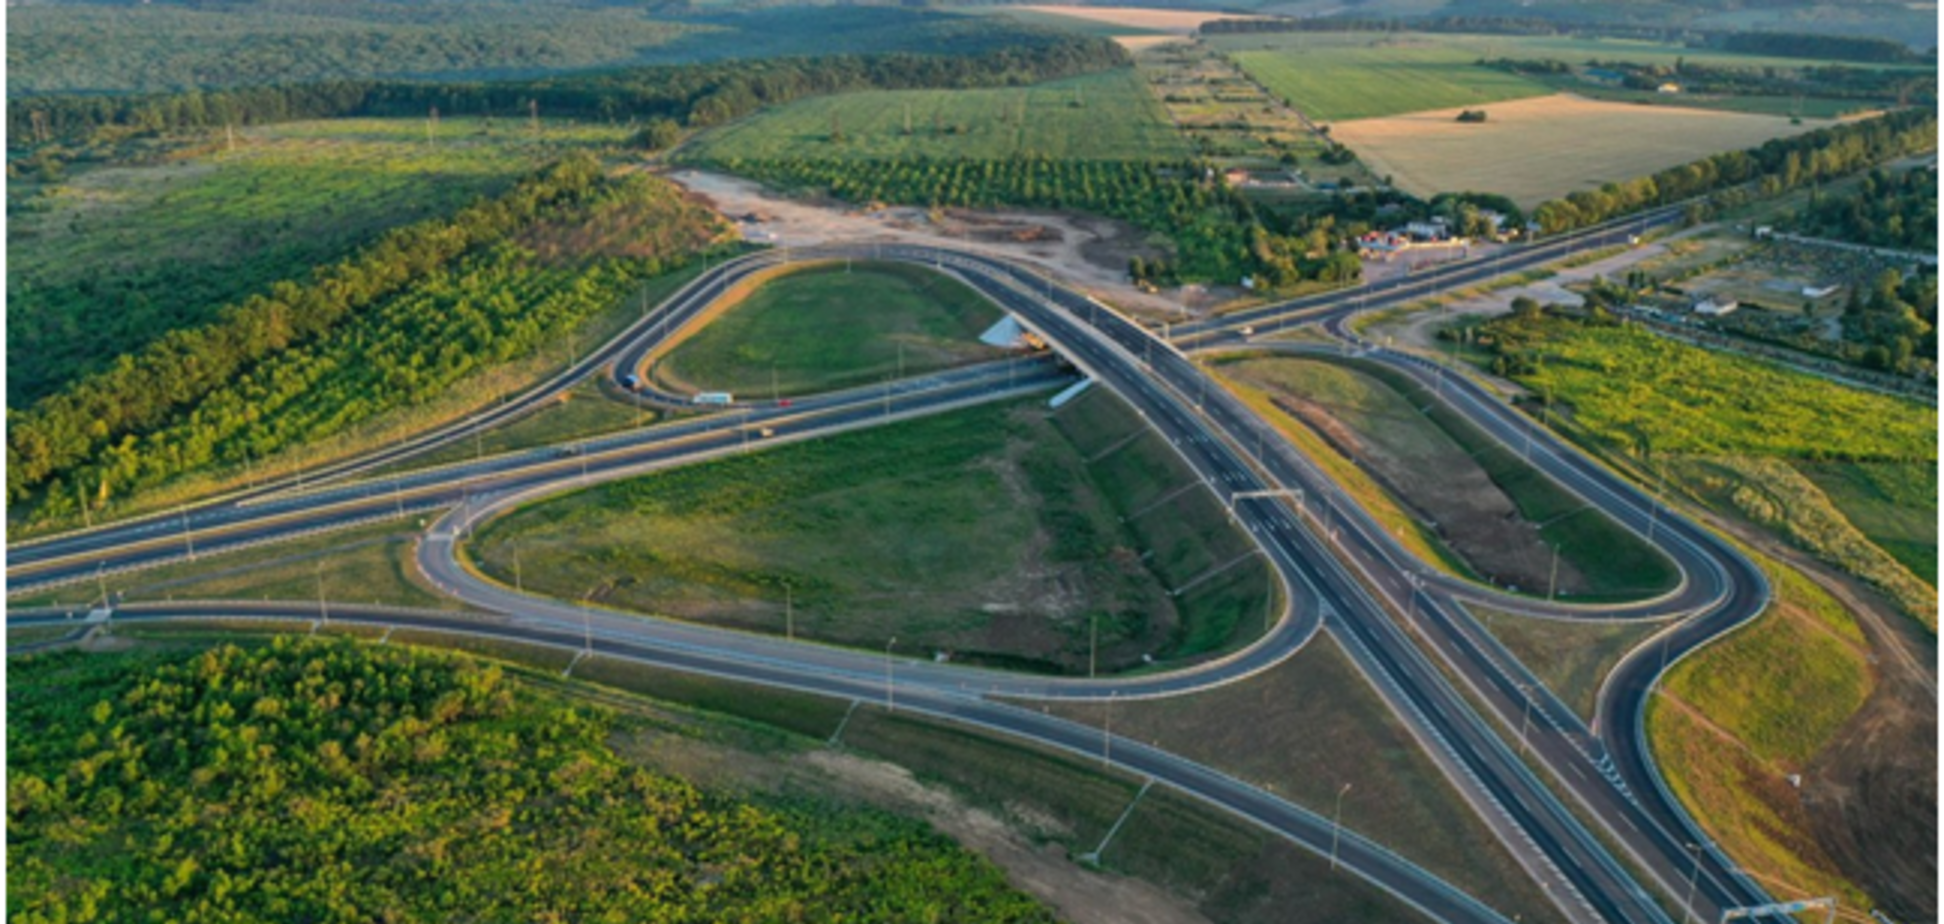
[6,157,723,523]
[708,155,1366,289]
[1527,108,1937,233]
[6,3,1097,95]
[1791,166,1938,251]
[8,36,1128,145]
[8,640,1056,923]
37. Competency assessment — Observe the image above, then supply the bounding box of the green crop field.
[1214,35,1551,122]
[7,117,630,407]
[684,69,1189,162]
[467,392,1271,673]
[655,261,1007,397]
[1211,31,1922,122]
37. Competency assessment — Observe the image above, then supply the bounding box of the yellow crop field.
[1331,94,1829,206]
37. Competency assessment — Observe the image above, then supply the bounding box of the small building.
[1657,82,1681,94]
[1403,218,1451,242]
[1694,297,1739,317]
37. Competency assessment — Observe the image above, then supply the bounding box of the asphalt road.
[8,207,1783,924]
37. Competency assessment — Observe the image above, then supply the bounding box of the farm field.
[654,261,1007,398]
[1044,635,1558,924]
[1001,5,1263,35]
[1216,353,1675,598]
[684,69,1189,162]
[1328,94,1824,205]
[6,117,630,406]
[1215,34,1552,122]
[466,391,1273,673]
[1210,31,1925,124]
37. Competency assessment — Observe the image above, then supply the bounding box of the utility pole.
[1547,544,1560,602]
[95,563,110,610]
[884,637,897,713]
[1089,612,1099,679]
[316,561,329,625]
[785,582,794,641]
[76,481,92,530]
[427,105,438,147]
[1330,783,1352,872]
[1519,687,1535,757]
[530,99,540,139]
[1682,843,1703,924]
[513,543,523,593]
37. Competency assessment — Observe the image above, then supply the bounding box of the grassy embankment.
[654,261,1009,398]
[1463,310,1926,908]
[1043,632,1563,924]
[467,389,1273,673]
[1217,352,1677,599]
[684,68,1188,162]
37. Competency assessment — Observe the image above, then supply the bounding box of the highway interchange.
[10,208,1792,924]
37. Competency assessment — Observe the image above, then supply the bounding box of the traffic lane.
[9,368,1072,593]
[951,257,1665,924]
[17,601,1511,924]
[8,355,1063,573]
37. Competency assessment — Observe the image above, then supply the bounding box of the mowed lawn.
[655,261,1007,397]
[685,69,1188,162]
[1329,94,1825,205]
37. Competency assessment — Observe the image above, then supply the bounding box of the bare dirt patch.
[1331,94,1826,206]
[670,168,1238,319]
[804,750,1213,924]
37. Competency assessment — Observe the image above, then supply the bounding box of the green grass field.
[1047,634,1558,924]
[1211,31,1919,122]
[1796,461,1938,586]
[1219,353,1676,598]
[1216,35,1551,122]
[685,69,1189,162]
[7,117,630,407]
[1473,609,1660,719]
[1649,552,1875,910]
[656,261,1007,397]
[466,392,1271,672]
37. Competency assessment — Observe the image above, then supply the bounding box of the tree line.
[1528,108,1937,235]
[7,158,722,523]
[1792,166,1938,252]
[8,36,1128,145]
[9,639,1058,923]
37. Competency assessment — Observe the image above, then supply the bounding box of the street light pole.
[884,638,897,713]
[1330,782,1352,872]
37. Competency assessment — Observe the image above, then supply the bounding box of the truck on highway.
[619,374,639,391]
[693,392,733,406]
